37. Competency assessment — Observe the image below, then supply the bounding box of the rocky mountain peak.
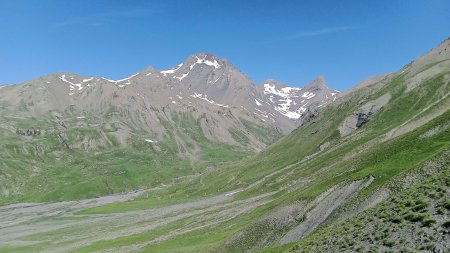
[191,52,225,63]
[185,52,230,71]
[159,52,231,81]
[141,66,158,75]
[255,75,338,121]
[303,76,329,91]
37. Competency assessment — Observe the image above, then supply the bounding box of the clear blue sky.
[1,0,449,91]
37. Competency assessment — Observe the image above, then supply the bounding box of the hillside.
[279,168,450,252]
[0,37,449,253]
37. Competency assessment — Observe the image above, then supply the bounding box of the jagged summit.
[303,76,329,91]
[158,52,230,84]
[190,52,227,64]
[261,76,332,92]
[254,76,337,120]
[162,52,227,71]
[140,66,158,75]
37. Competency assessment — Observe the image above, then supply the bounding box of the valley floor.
[0,187,272,253]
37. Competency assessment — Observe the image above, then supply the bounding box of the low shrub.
[404,212,427,222]
[443,199,450,210]
[422,218,436,227]
[383,239,395,247]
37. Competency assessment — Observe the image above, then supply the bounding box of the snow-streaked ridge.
[190,93,229,108]
[160,55,223,82]
[101,73,139,84]
[60,74,96,96]
[194,56,221,69]
[161,64,183,76]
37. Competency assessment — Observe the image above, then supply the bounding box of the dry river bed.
[0,189,274,253]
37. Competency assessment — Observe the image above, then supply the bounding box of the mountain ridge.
[3,52,339,129]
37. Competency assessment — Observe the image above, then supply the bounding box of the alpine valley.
[0,38,449,253]
[0,52,336,203]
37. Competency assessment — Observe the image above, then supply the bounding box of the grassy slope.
[0,110,253,204]
[274,167,450,253]
[159,108,450,253]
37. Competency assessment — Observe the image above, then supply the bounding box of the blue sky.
[1,0,449,91]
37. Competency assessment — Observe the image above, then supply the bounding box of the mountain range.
[0,37,449,253]
[0,51,336,202]
[0,52,336,149]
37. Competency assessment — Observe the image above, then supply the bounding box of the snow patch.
[145,139,158,143]
[264,82,305,119]
[60,74,93,95]
[60,75,81,87]
[264,83,301,98]
[161,63,183,76]
[302,92,316,99]
[190,93,229,107]
[102,73,138,84]
[195,56,221,69]
[280,86,302,93]
[175,72,189,81]
[255,99,262,106]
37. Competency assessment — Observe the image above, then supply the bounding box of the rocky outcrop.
[216,202,308,253]
[355,112,371,128]
[339,93,391,136]
[298,108,317,126]
[280,177,374,244]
